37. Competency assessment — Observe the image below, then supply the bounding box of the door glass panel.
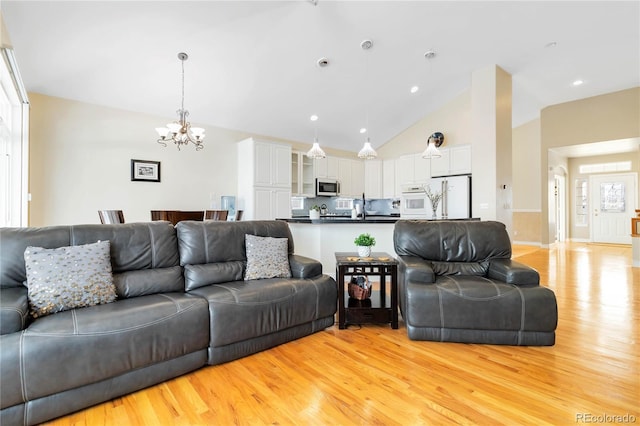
[600,182,625,212]
[575,178,588,226]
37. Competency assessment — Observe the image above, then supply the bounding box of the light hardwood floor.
[44,242,639,425]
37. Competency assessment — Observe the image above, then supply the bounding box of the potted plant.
[309,205,320,220]
[354,233,376,257]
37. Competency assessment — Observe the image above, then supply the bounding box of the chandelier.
[155,52,205,151]
[357,39,377,160]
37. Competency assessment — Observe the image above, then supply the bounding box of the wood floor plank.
[40,242,639,425]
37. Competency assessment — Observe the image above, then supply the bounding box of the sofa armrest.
[398,255,435,284]
[0,287,30,334]
[487,259,540,286]
[289,254,323,279]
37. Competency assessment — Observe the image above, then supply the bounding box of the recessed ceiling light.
[310,114,318,121]
[316,57,329,68]
[361,40,373,50]
[572,79,584,86]
[410,86,419,94]
[360,127,367,134]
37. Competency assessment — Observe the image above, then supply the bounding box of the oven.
[400,184,429,218]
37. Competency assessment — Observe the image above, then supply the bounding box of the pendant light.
[306,115,326,159]
[357,39,377,160]
[422,132,444,159]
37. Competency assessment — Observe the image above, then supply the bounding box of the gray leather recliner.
[393,220,557,345]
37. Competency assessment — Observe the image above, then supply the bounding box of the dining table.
[150,210,204,225]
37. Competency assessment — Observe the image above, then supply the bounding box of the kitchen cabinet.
[337,158,366,198]
[338,159,352,197]
[237,138,292,220]
[398,153,431,185]
[382,159,397,198]
[365,160,383,199]
[291,151,315,196]
[351,160,365,197]
[314,156,339,180]
[431,145,472,177]
[252,141,290,187]
[253,187,292,220]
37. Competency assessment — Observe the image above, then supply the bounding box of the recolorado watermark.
[576,413,637,423]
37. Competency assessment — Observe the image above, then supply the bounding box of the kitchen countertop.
[279,216,481,224]
[279,215,400,224]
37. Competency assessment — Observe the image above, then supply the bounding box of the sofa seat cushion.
[405,275,558,333]
[0,293,209,406]
[189,276,337,348]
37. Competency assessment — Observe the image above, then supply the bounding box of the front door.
[590,173,637,244]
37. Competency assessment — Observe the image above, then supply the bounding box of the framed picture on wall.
[131,159,161,182]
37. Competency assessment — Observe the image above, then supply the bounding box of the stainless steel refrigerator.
[430,175,472,219]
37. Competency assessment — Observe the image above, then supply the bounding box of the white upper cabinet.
[398,153,431,185]
[364,160,382,199]
[251,140,291,187]
[314,156,339,179]
[382,159,397,198]
[413,156,431,182]
[338,158,352,197]
[431,145,471,177]
[449,145,472,175]
[292,151,315,197]
[351,159,365,198]
[237,138,292,220]
[336,158,367,198]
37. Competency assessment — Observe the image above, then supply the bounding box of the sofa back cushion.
[394,220,512,268]
[430,260,490,276]
[0,222,183,298]
[176,220,294,291]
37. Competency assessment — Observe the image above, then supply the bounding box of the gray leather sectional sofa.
[0,220,337,425]
[394,220,557,345]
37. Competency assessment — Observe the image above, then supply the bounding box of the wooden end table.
[335,252,399,329]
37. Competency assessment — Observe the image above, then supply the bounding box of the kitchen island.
[279,216,400,277]
[279,216,480,277]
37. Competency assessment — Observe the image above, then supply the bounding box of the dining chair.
[233,210,244,221]
[203,210,229,221]
[98,210,125,224]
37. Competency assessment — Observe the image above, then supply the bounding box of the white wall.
[28,93,358,226]
[376,91,471,158]
[512,119,541,211]
[29,94,255,225]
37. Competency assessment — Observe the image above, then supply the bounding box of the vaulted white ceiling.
[3,1,639,153]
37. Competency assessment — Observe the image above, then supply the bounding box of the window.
[0,48,29,227]
[600,182,626,212]
[579,161,631,174]
[575,178,588,226]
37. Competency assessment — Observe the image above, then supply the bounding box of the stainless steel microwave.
[316,178,340,196]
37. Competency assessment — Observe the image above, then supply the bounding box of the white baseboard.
[512,241,542,246]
